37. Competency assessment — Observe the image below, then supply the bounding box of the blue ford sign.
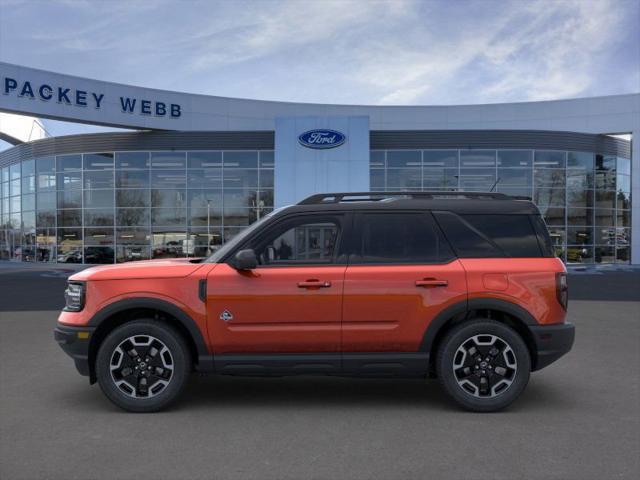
[298,129,346,149]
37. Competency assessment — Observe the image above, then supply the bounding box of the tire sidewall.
[437,320,531,412]
[96,320,190,413]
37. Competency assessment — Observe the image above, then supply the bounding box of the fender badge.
[219,310,233,322]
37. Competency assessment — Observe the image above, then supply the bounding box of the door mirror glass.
[232,249,258,270]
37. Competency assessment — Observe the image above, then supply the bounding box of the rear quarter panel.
[460,258,567,325]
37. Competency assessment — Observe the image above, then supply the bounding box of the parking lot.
[1,266,639,480]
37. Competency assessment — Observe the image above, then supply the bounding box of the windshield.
[204,207,288,263]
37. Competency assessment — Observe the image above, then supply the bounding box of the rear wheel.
[436,319,530,412]
[96,320,191,412]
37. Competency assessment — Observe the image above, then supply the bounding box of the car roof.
[279,192,540,216]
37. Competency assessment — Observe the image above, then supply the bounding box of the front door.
[206,214,347,355]
[342,212,467,352]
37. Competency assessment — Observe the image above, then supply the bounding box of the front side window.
[252,216,341,266]
[352,213,454,264]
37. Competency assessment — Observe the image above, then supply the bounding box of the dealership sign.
[2,76,182,118]
[298,129,346,149]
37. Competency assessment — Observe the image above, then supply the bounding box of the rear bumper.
[54,324,95,377]
[530,322,575,371]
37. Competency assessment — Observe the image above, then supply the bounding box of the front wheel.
[96,320,191,412]
[436,319,531,412]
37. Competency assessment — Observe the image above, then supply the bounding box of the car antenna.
[490,177,501,192]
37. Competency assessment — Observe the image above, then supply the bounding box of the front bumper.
[54,324,95,378]
[529,322,575,371]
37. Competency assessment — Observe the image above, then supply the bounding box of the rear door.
[342,211,467,352]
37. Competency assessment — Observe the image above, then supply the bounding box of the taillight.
[556,272,568,311]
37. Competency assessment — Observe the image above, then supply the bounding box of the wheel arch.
[422,298,539,374]
[87,298,212,383]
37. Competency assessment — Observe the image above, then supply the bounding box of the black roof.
[281,192,540,215]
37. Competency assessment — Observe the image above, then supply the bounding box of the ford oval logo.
[298,129,346,149]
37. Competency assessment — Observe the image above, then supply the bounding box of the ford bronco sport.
[55,192,574,412]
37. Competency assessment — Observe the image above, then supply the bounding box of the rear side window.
[434,212,543,258]
[352,213,454,264]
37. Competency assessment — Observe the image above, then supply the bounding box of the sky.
[0,0,638,141]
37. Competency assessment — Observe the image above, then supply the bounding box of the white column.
[631,129,639,265]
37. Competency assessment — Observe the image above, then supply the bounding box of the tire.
[96,319,191,413]
[436,319,530,412]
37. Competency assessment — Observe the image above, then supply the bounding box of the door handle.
[297,280,332,289]
[415,278,448,288]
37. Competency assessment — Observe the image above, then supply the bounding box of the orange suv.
[54,192,574,412]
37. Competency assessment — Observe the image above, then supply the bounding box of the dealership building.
[0,62,638,265]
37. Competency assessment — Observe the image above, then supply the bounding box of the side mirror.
[231,249,258,270]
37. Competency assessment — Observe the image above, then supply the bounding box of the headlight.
[64,282,85,312]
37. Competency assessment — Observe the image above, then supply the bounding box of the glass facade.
[0,150,274,263]
[370,149,632,264]
[0,147,632,265]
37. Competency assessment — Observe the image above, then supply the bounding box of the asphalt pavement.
[0,266,639,479]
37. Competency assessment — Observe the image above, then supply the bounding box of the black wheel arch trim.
[87,297,212,371]
[419,297,538,353]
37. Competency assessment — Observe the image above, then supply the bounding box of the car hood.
[69,258,206,281]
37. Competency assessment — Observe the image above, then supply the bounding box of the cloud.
[0,0,637,106]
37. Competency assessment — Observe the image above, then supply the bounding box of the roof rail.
[297,191,510,205]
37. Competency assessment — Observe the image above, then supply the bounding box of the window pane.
[57,190,82,209]
[567,151,594,169]
[567,208,594,226]
[387,151,421,168]
[151,170,185,189]
[460,151,496,167]
[83,153,114,170]
[498,151,533,168]
[461,214,542,257]
[84,209,114,226]
[116,228,151,245]
[21,159,35,176]
[356,213,453,264]
[116,245,151,263]
[594,209,614,227]
[223,151,258,168]
[566,246,592,264]
[188,228,224,257]
[116,152,149,169]
[116,170,149,188]
[370,151,385,168]
[256,221,339,265]
[595,246,615,264]
[84,190,114,209]
[594,227,616,245]
[57,209,82,227]
[567,227,593,245]
[567,189,594,208]
[423,168,458,189]
[386,169,421,188]
[616,174,630,193]
[36,157,55,174]
[187,151,222,169]
[534,169,565,187]
[117,189,150,208]
[534,188,565,207]
[616,157,630,176]
[151,208,186,226]
[85,228,114,245]
[84,170,114,189]
[151,189,186,208]
[117,208,150,226]
[150,152,186,169]
[259,170,274,189]
[84,247,114,264]
[497,168,532,186]
[223,169,258,188]
[423,150,458,168]
[57,171,82,190]
[567,169,593,189]
[534,151,566,168]
[188,169,222,188]
[57,154,82,171]
[259,151,274,168]
[22,193,35,211]
[36,210,55,228]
